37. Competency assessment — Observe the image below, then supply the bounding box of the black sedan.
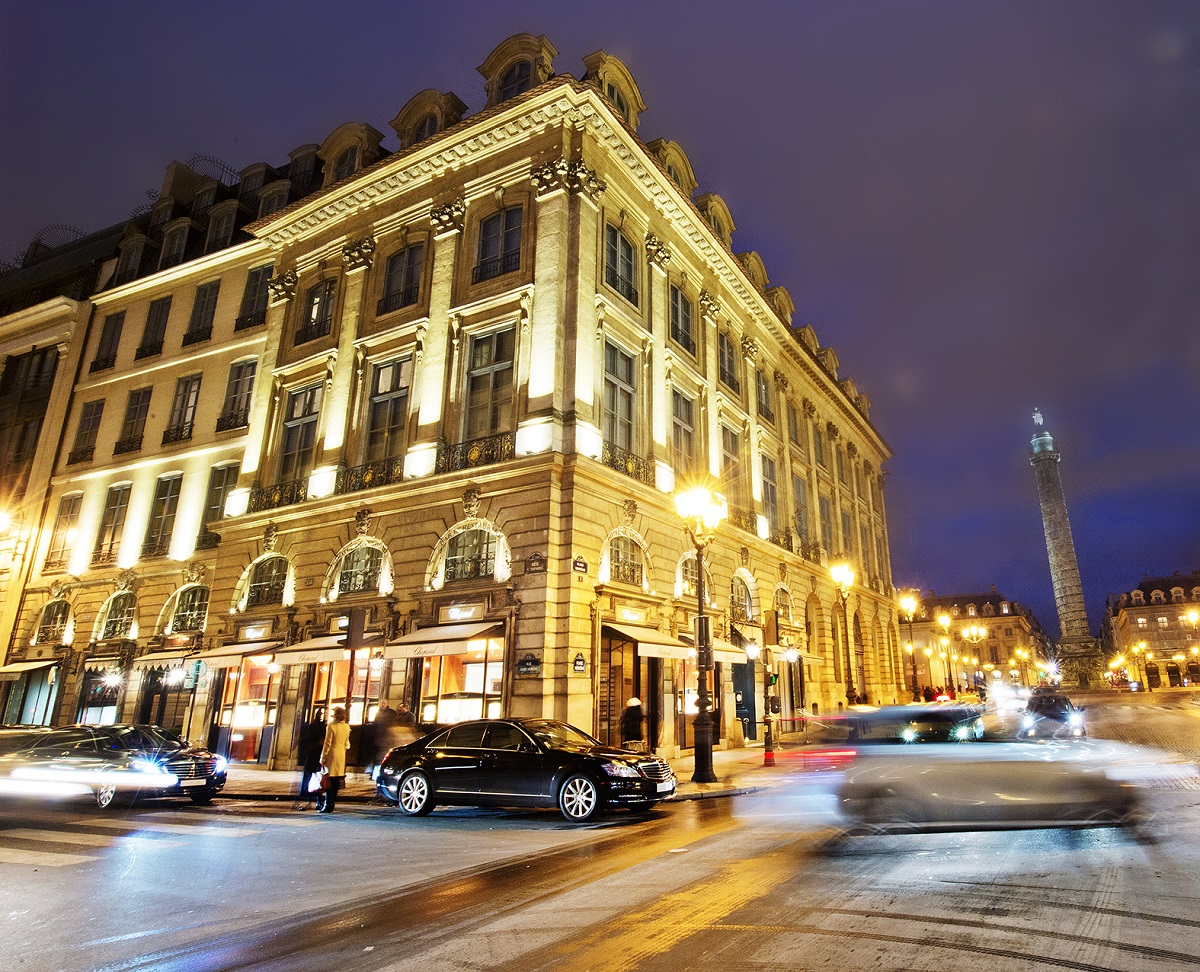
[1019,694,1086,739]
[376,718,676,822]
[0,724,228,809]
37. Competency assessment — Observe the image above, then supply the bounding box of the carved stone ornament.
[645,233,673,268]
[826,421,840,441]
[530,157,569,194]
[567,160,606,199]
[698,290,721,320]
[49,580,71,601]
[462,487,481,519]
[741,335,760,361]
[430,199,466,234]
[115,569,138,593]
[182,562,207,586]
[779,562,788,582]
[846,441,859,459]
[802,397,816,418]
[740,547,750,568]
[355,509,373,536]
[622,499,637,526]
[263,524,279,552]
[774,370,789,391]
[863,460,874,476]
[267,269,298,305]
[594,294,606,339]
[341,236,376,272]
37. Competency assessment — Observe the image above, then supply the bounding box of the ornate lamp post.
[830,558,856,703]
[743,639,776,765]
[675,486,727,784]
[961,624,987,691]
[898,589,921,701]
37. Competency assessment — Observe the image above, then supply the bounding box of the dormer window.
[499,61,532,101]
[259,188,288,218]
[192,187,217,216]
[334,146,358,182]
[205,208,236,253]
[239,171,265,203]
[159,225,189,269]
[1132,590,1145,605]
[290,153,317,191]
[605,82,629,122]
[413,114,438,142]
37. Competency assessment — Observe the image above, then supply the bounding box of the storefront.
[78,659,125,723]
[0,660,59,725]
[386,621,505,726]
[131,650,195,734]
[194,641,281,762]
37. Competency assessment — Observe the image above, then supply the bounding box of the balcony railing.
[726,505,758,535]
[172,610,206,632]
[248,478,309,513]
[67,445,95,465]
[135,342,163,360]
[294,319,332,346]
[141,538,170,558]
[89,355,116,373]
[609,560,644,587]
[444,555,495,583]
[234,308,267,331]
[113,435,144,455]
[246,584,284,608]
[195,530,221,550]
[42,556,67,572]
[798,538,824,564]
[91,547,119,567]
[757,401,776,424]
[376,285,419,315]
[472,251,520,284]
[338,568,381,595]
[162,423,193,445]
[605,265,638,305]
[730,601,755,624]
[768,528,793,552]
[336,456,405,494]
[435,432,514,474]
[37,624,67,644]
[600,441,655,485]
[215,407,250,432]
[181,325,212,347]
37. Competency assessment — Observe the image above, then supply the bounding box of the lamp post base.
[691,711,718,783]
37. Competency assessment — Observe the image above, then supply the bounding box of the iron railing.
[600,441,655,485]
[215,407,250,432]
[472,251,520,284]
[181,326,212,347]
[376,285,419,315]
[435,432,514,474]
[444,555,495,583]
[162,423,193,445]
[113,435,143,455]
[248,478,309,512]
[67,445,94,465]
[336,456,405,493]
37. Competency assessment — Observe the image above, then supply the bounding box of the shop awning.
[189,641,281,669]
[604,623,693,660]
[678,631,746,664]
[83,657,123,673]
[766,644,823,664]
[385,622,501,659]
[130,651,191,671]
[0,660,56,681]
[274,632,383,665]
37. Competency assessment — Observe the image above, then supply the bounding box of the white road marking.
[0,846,98,866]
[4,828,113,846]
[63,817,260,837]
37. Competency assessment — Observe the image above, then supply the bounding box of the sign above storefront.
[439,602,485,623]
[239,622,273,641]
[616,606,647,625]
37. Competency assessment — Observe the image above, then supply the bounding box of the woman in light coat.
[317,706,351,813]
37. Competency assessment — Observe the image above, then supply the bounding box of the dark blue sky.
[2,1,1198,635]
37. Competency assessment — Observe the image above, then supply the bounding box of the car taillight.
[799,748,858,771]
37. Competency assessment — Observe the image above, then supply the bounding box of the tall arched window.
[339,546,382,595]
[37,600,70,644]
[172,586,209,632]
[445,529,496,583]
[100,592,137,640]
[773,588,793,625]
[731,576,753,623]
[608,535,643,587]
[499,61,532,101]
[247,556,288,607]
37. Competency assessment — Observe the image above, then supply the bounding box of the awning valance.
[385,622,501,659]
[275,632,383,665]
[83,657,122,673]
[190,641,282,669]
[604,623,692,660]
[0,660,56,681]
[130,651,190,671]
[678,631,746,664]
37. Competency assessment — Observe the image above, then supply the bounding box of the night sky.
[2,1,1197,636]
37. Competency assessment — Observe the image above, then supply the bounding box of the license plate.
[181,777,205,787]
[656,780,675,793]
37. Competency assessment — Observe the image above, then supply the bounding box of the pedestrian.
[296,710,325,809]
[317,706,351,814]
[620,697,644,751]
[922,685,934,703]
[394,702,420,745]
[369,699,400,778]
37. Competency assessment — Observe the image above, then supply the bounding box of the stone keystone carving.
[182,563,207,586]
[741,335,760,361]
[622,499,637,526]
[739,547,750,568]
[342,236,376,271]
[644,233,672,268]
[355,509,373,535]
[462,487,481,519]
[115,569,138,593]
[698,290,721,320]
[263,524,279,551]
[430,199,466,234]
[267,269,298,305]
[49,580,71,601]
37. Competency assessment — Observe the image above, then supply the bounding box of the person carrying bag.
[316,706,351,814]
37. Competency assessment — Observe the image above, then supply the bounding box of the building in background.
[0,34,899,764]
[1101,571,1200,689]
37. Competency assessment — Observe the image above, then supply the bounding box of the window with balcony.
[602,342,636,453]
[247,556,288,607]
[91,312,124,373]
[669,285,695,354]
[171,585,209,632]
[787,402,801,446]
[792,474,810,541]
[338,546,382,595]
[813,427,826,468]
[44,494,81,570]
[379,244,424,313]
[136,297,172,359]
[100,592,137,640]
[184,281,220,345]
[499,60,532,101]
[0,346,57,396]
[198,463,239,547]
[774,588,794,625]
[93,484,131,565]
[466,329,514,440]
[444,528,496,583]
[68,400,104,464]
[607,535,644,587]
[296,280,336,345]
[164,375,201,444]
[37,600,70,644]
[280,385,322,482]
[756,369,775,423]
[115,389,151,454]
[671,390,695,478]
[718,331,740,393]
[365,358,411,464]
[113,242,143,285]
[604,224,638,304]
[721,425,745,509]
[236,263,273,330]
[762,455,779,534]
[841,511,853,555]
[818,495,833,552]
[473,209,521,283]
[836,445,847,484]
[217,361,256,431]
[142,474,182,557]
[731,576,754,622]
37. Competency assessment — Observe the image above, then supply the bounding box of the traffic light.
[769,672,779,686]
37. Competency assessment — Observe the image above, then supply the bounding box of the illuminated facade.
[0,35,898,763]
[1102,571,1200,688]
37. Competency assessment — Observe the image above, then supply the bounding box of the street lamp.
[961,624,987,692]
[743,640,775,766]
[675,486,727,784]
[898,589,921,701]
[1132,641,1151,693]
[830,558,856,704]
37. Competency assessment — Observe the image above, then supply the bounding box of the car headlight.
[601,762,640,778]
[1021,715,1035,729]
[213,756,228,774]
[901,727,917,742]
[953,726,969,740]
[1067,713,1082,727]
[130,758,170,775]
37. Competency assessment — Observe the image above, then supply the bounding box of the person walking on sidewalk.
[296,711,326,809]
[620,697,644,751]
[367,699,400,779]
[317,706,351,814]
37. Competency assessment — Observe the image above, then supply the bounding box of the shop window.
[219,654,281,761]
[445,528,497,583]
[247,556,288,607]
[417,636,504,724]
[100,592,137,640]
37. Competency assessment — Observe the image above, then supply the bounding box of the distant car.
[376,718,676,822]
[0,724,227,809]
[848,705,985,744]
[1020,694,1086,739]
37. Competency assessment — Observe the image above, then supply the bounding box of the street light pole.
[961,624,987,693]
[830,558,856,704]
[675,487,727,785]
[898,589,921,701]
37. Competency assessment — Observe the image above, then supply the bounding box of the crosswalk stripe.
[64,818,260,838]
[4,829,114,846]
[0,846,98,866]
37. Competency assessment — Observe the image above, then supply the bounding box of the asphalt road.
[3,696,1200,972]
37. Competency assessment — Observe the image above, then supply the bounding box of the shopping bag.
[308,771,329,793]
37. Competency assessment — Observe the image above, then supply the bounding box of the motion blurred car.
[0,724,227,809]
[1019,694,1086,739]
[849,705,985,744]
[377,718,676,822]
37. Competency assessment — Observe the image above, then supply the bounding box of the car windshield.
[1029,697,1073,714]
[523,720,601,749]
[103,726,185,752]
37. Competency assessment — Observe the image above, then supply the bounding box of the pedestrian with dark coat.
[620,697,644,750]
[317,706,351,814]
[296,712,325,809]
[369,699,400,777]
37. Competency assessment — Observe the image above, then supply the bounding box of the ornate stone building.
[1102,571,1200,688]
[0,35,899,764]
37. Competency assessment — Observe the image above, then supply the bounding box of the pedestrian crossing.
[0,808,316,868]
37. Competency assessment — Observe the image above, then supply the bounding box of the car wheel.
[189,787,217,805]
[396,770,435,816]
[95,783,120,810]
[558,773,600,823]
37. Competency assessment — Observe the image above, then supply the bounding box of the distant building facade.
[1102,571,1200,688]
[0,35,900,764]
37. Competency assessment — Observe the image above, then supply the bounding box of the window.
[236,263,273,330]
[604,225,638,304]
[247,556,287,607]
[164,375,201,443]
[445,528,496,583]
[339,546,382,595]
[499,60,532,101]
[159,226,188,269]
[379,244,424,313]
[474,208,522,283]
[218,361,256,431]
[762,455,779,532]
[680,554,700,597]
[1151,590,1165,604]
[172,586,209,632]
[69,400,104,463]
[44,494,82,569]
[669,285,695,354]
[813,427,826,467]
[466,329,515,439]
[841,512,853,554]
[205,209,235,253]
[365,359,412,462]
[608,535,643,587]
[718,332,740,392]
[297,280,336,345]
[605,82,630,122]
[1001,603,1011,614]
[114,243,143,285]
[91,313,124,372]
[37,601,70,644]
[603,342,636,452]
[756,369,774,423]
[731,576,753,622]
[1131,591,1145,605]
[819,495,833,551]
[1172,588,1185,603]
[787,402,801,446]
[259,189,288,217]
[93,484,131,564]
[115,388,151,454]
[774,588,794,624]
[671,390,695,478]
[792,474,810,540]
[333,146,358,182]
[192,187,217,215]
[100,592,137,640]
[0,346,57,395]
[855,465,865,498]
[137,297,172,359]
[1158,616,1169,629]
[201,464,239,537]
[836,445,847,484]
[184,281,220,345]
[414,113,438,142]
[721,425,744,507]
[860,524,873,575]
[143,475,182,557]
[280,385,322,481]
[1137,617,1148,630]
[290,153,316,191]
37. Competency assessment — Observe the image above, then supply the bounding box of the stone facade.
[1101,571,1200,688]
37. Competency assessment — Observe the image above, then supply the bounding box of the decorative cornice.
[645,233,672,268]
[430,199,466,235]
[267,269,298,305]
[341,236,376,272]
[531,157,607,199]
[530,157,569,194]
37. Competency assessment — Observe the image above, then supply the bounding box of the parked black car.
[0,724,228,809]
[376,718,676,822]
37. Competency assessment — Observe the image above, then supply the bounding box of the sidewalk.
[223,734,810,806]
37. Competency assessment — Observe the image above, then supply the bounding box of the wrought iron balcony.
[605,266,638,305]
[215,407,250,432]
[435,432,514,474]
[194,530,221,550]
[67,445,95,465]
[757,401,776,424]
[37,623,67,644]
[768,528,793,552]
[336,456,404,494]
[42,556,67,572]
[472,251,520,284]
[235,308,267,331]
[600,441,655,485]
[246,584,284,608]
[609,560,644,587]
[799,538,824,564]
[135,342,163,360]
[730,601,755,624]
[141,538,170,558]
[113,435,144,455]
[91,547,119,567]
[181,325,212,347]
[444,555,495,583]
[89,354,116,373]
[172,610,206,632]
[162,423,193,445]
[339,568,381,595]
[726,505,758,535]
[248,478,309,513]
[294,319,332,346]
[376,285,419,315]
